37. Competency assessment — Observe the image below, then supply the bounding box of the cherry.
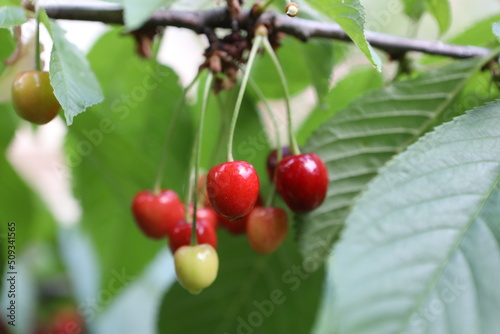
[206,161,260,220]
[247,207,288,254]
[266,146,292,180]
[167,219,218,253]
[218,194,263,235]
[190,205,218,230]
[36,307,85,334]
[276,153,328,213]
[131,189,184,239]
[174,244,219,294]
[11,70,60,125]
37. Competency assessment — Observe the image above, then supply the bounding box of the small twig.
[42,4,492,59]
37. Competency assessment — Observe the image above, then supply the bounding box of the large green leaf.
[425,0,451,35]
[448,14,500,47]
[327,100,500,334]
[157,231,324,334]
[297,67,383,144]
[0,5,26,28]
[0,28,14,75]
[66,29,194,299]
[304,0,381,71]
[300,38,334,105]
[39,11,103,125]
[296,56,493,266]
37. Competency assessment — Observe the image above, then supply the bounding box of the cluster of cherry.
[131,146,328,294]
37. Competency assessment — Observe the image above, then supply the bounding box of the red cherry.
[167,219,218,253]
[206,161,260,220]
[218,194,263,235]
[247,207,288,254]
[40,307,85,334]
[190,205,218,230]
[276,153,328,213]
[131,190,184,239]
[266,146,292,180]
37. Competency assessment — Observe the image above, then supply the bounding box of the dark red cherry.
[275,153,328,213]
[266,146,292,180]
[206,161,260,220]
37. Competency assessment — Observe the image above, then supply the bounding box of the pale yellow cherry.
[174,244,219,294]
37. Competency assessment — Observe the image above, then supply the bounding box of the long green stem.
[262,38,300,156]
[226,35,264,162]
[153,72,201,194]
[35,9,41,71]
[248,79,282,208]
[190,72,213,246]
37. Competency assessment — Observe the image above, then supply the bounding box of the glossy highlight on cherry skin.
[276,153,328,213]
[206,161,260,220]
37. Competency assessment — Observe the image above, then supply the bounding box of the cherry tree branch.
[42,4,492,59]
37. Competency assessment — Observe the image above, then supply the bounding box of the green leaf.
[0,28,15,74]
[296,56,493,266]
[297,67,383,144]
[328,100,500,333]
[305,0,381,71]
[450,14,500,46]
[123,0,175,31]
[66,28,194,300]
[300,39,334,105]
[401,0,426,21]
[0,5,26,28]
[0,0,22,5]
[39,11,103,125]
[157,232,324,333]
[425,0,451,35]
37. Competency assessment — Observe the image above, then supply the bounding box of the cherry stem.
[261,38,300,156]
[190,72,213,246]
[248,79,281,208]
[210,92,229,167]
[35,9,41,71]
[153,72,201,195]
[226,34,264,162]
